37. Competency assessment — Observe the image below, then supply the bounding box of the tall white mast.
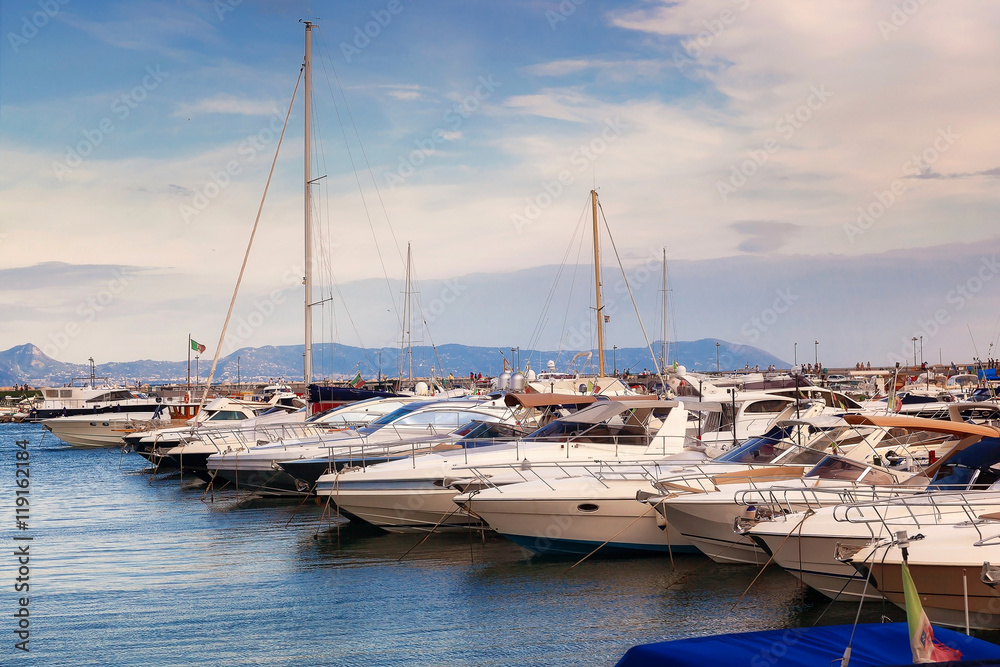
[591,189,605,376]
[661,247,667,369]
[303,21,314,384]
[406,244,413,382]
[398,243,413,383]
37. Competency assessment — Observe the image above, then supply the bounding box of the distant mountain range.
[0,340,788,387]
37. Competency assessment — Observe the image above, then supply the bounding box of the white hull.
[462,478,695,556]
[660,498,768,564]
[751,531,883,601]
[333,483,475,532]
[43,414,164,448]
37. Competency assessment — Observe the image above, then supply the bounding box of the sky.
[1,0,999,374]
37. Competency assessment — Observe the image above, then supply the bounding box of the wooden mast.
[591,189,605,377]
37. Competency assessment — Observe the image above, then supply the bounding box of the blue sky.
[1,0,999,372]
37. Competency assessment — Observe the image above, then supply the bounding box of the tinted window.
[744,400,789,414]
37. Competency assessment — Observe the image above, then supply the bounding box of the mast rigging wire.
[195,66,302,420]
[598,199,667,392]
[314,27,403,331]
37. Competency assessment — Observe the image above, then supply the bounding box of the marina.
[6,364,1000,664]
[0,421,969,666]
[4,1,1000,665]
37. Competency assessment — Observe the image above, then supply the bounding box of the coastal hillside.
[0,340,787,387]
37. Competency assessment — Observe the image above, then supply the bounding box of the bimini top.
[843,413,1000,438]
[614,622,1000,667]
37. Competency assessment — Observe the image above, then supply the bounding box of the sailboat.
[298,21,404,412]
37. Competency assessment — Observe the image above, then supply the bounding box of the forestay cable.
[194,67,302,420]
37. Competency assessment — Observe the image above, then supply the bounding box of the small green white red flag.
[902,558,962,663]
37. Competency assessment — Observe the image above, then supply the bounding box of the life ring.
[184,392,190,402]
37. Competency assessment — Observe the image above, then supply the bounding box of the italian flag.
[902,559,962,663]
[349,371,364,389]
[191,339,206,354]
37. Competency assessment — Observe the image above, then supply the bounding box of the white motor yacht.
[742,428,1000,601]
[42,409,173,448]
[653,415,998,566]
[123,394,298,465]
[205,395,529,496]
[450,407,841,556]
[164,395,424,480]
[842,491,1000,629]
[317,399,701,533]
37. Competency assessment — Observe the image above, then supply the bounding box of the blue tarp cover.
[614,623,1000,667]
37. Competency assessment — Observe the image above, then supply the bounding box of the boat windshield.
[712,424,795,464]
[521,418,650,447]
[772,426,873,466]
[366,404,422,427]
[804,456,896,485]
[257,405,297,417]
[453,421,531,447]
[970,387,1000,402]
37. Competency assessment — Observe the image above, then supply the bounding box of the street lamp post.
[715,342,720,373]
[919,336,924,366]
[794,342,797,366]
[613,345,617,375]
[911,337,917,367]
[237,356,240,392]
[195,355,200,385]
[814,341,819,368]
[510,347,515,372]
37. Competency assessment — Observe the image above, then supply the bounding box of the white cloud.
[173,95,281,118]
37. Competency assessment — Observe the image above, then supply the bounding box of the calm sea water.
[0,422,939,665]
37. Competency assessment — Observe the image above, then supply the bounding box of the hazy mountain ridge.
[0,340,788,387]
